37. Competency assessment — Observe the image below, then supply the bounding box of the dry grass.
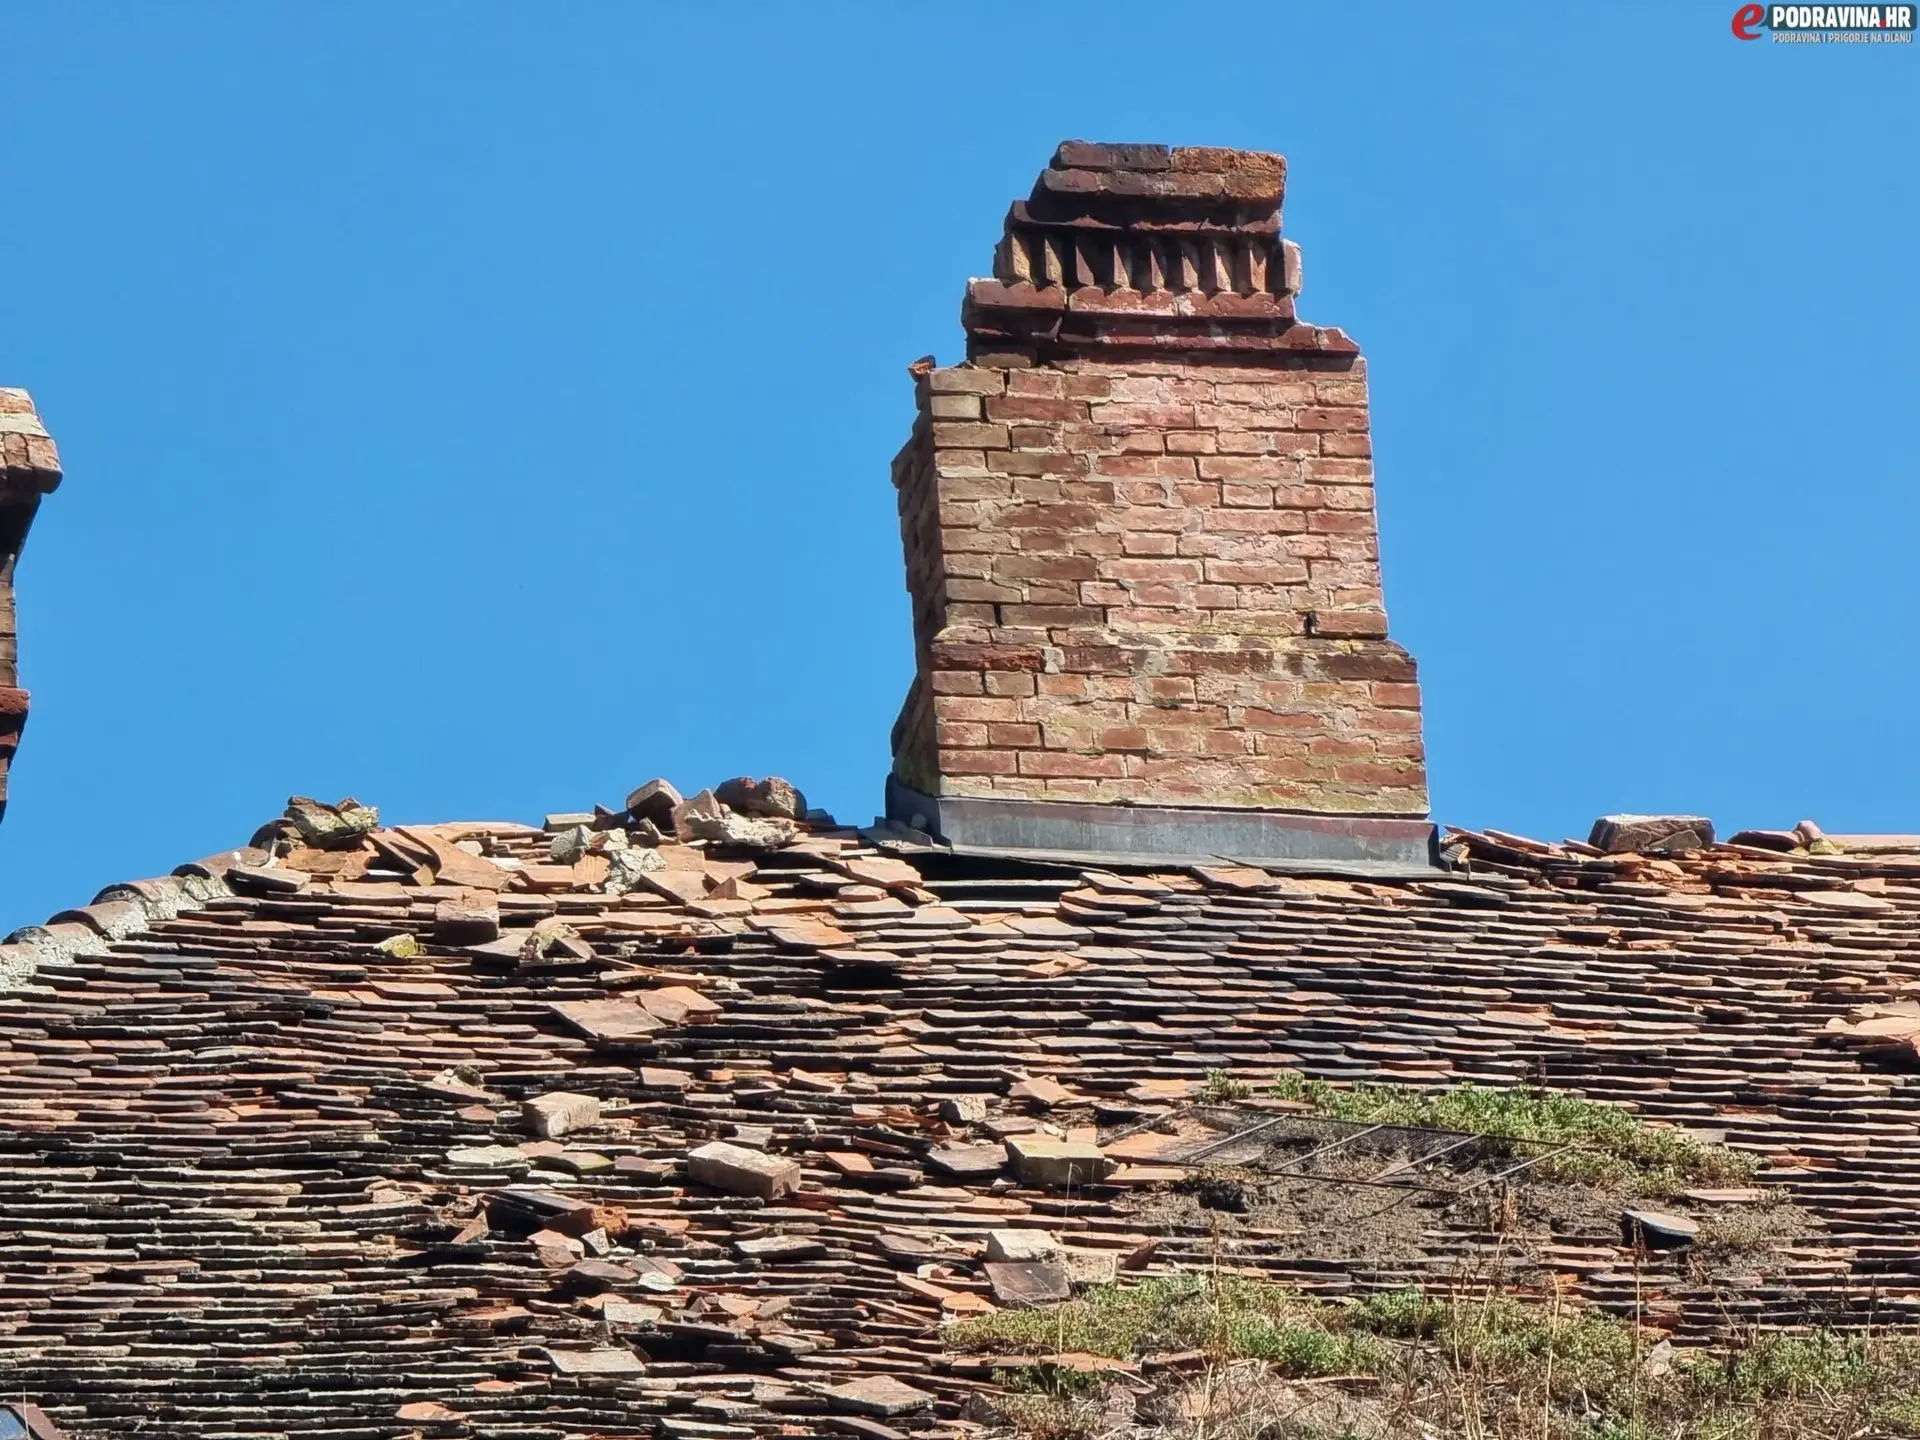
[948,1274,1920,1439]
[1265,1074,1756,1196]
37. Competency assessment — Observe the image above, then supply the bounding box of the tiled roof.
[6,792,1920,1437]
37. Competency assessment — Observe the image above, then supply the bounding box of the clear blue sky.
[3,5,1915,928]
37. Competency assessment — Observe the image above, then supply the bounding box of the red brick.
[935,695,1029,723]
[1093,454,1197,479]
[1242,708,1320,733]
[1005,370,1066,397]
[1300,456,1374,482]
[1307,511,1374,535]
[929,367,1007,395]
[1294,408,1367,432]
[933,421,1011,448]
[987,395,1087,422]
[943,748,1020,775]
[1099,558,1205,583]
[995,553,1099,582]
[1121,532,1179,557]
[931,643,1046,672]
[1140,676,1196,704]
[1000,604,1103,628]
[986,722,1043,747]
[1315,380,1368,405]
[1309,736,1375,759]
[988,449,1081,476]
[947,579,1024,604]
[1009,424,1066,448]
[1204,560,1310,585]
[1017,750,1129,779]
[1199,456,1306,481]
[1088,402,1198,428]
[1333,761,1413,786]
[1005,503,1101,531]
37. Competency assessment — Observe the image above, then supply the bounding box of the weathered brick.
[1006,370,1067,398]
[935,696,1029,723]
[986,722,1043,747]
[1093,453,1197,479]
[1307,511,1374,535]
[1089,402,1198,429]
[1294,407,1368,432]
[1372,681,1422,709]
[929,367,1008,395]
[933,422,1010,449]
[987,395,1087,423]
[929,393,983,419]
[1017,750,1128,779]
[988,449,1081,475]
[1000,604,1104,628]
[1121,532,1179,557]
[1200,455,1308,481]
[1301,456,1374,482]
[984,671,1038,697]
[996,553,1099,582]
[943,748,1020,775]
[1099,557,1205,583]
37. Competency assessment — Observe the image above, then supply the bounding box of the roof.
[7,791,1920,1436]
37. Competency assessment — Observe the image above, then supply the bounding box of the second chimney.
[887,143,1431,865]
[1,390,64,831]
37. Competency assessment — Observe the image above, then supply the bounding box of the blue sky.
[2,5,1915,928]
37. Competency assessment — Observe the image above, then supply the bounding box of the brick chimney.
[886,143,1432,865]
[1,390,64,829]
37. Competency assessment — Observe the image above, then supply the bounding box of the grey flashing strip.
[864,827,1445,881]
[882,775,1441,874]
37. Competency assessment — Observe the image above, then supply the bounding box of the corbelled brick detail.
[1,389,65,828]
[890,143,1427,819]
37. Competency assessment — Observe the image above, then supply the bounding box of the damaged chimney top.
[1,389,64,831]
[885,142,1432,866]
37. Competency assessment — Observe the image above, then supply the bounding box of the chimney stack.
[1,390,64,829]
[887,143,1431,864]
